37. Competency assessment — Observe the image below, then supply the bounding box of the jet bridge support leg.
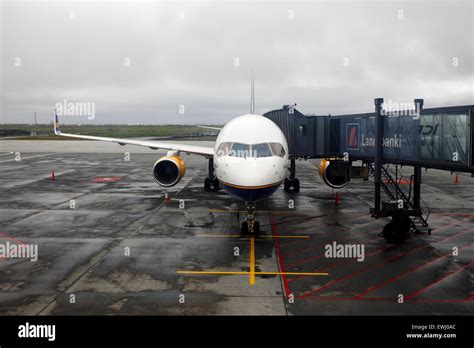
[371,98,431,243]
[284,157,300,193]
[204,158,220,192]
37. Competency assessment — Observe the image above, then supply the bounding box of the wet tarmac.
[0,141,472,315]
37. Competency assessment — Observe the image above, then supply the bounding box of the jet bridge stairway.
[367,162,431,242]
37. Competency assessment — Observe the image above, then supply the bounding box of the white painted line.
[0,153,56,163]
[0,152,14,157]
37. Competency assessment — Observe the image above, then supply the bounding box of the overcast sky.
[0,0,472,124]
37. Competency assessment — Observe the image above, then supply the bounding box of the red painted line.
[412,298,474,303]
[269,213,291,298]
[289,216,473,283]
[286,253,325,269]
[298,227,473,299]
[405,259,474,301]
[354,242,474,299]
[92,177,121,183]
[278,234,314,248]
[0,232,26,245]
[303,296,474,303]
[288,242,394,283]
[0,232,27,261]
[287,234,383,269]
[302,295,393,302]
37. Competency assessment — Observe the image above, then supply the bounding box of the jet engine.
[319,159,350,189]
[153,155,186,187]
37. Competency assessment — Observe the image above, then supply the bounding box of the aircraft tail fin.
[250,69,255,114]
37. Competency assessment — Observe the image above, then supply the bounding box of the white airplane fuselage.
[213,114,289,202]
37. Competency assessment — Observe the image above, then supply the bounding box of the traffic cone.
[454,173,460,184]
[335,192,341,205]
[163,191,170,203]
[51,170,56,181]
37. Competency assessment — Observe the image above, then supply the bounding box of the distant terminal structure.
[264,100,473,242]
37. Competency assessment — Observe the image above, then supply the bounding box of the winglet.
[53,110,61,135]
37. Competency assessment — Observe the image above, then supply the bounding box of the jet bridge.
[263,100,473,242]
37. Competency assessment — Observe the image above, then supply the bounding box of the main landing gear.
[283,157,300,193]
[204,158,220,192]
[241,201,260,236]
[381,213,411,244]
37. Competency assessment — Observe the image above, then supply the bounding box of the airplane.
[53,72,343,235]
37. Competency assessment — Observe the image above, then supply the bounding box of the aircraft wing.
[197,125,222,131]
[53,114,215,157]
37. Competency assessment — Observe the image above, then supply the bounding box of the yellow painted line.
[209,210,295,214]
[177,271,250,275]
[261,235,309,239]
[196,234,242,238]
[196,234,309,239]
[177,270,329,276]
[255,272,329,276]
[250,237,255,285]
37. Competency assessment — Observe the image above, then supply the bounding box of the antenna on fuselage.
[250,69,255,114]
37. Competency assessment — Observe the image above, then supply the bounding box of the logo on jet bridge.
[346,123,359,150]
[361,134,402,148]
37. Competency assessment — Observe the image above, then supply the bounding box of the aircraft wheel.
[204,178,212,192]
[241,221,249,235]
[284,178,290,192]
[382,216,410,243]
[293,178,300,193]
[253,221,260,236]
[212,178,220,191]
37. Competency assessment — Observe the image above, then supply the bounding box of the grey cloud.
[1,1,472,124]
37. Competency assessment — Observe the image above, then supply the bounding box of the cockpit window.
[219,142,285,158]
[269,143,286,157]
[229,143,250,158]
[216,142,232,157]
[251,143,272,158]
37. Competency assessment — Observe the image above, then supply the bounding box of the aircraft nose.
[222,158,284,186]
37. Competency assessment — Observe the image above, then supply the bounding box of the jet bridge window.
[269,143,285,157]
[251,143,273,158]
[229,143,250,158]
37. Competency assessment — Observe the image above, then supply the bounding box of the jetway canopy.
[263,104,474,173]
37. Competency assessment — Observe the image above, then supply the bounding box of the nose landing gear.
[241,201,260,236]
[283,157,300,193]
[204,158,220,192]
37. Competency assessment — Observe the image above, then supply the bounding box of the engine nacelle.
[153,156,186,187]
[319,159,350,189]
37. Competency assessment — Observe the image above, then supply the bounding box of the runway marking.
[404,253,474,301]
[0,153,55,163]
[299,227,474,298]
[270,212,291,298]
[250,237,255,285]
[177,270,329,276]
[0,152,14,157]
[354,242,474,300]
[210,210,293,213]
[196,234,309,239]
